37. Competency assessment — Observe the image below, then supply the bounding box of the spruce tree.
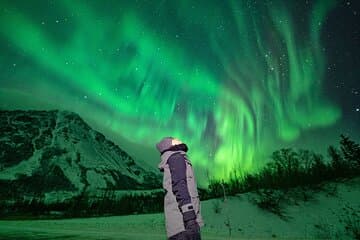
[340,134,360,173]
[328,145,346,177]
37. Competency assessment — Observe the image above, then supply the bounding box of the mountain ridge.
[0,110,161,200]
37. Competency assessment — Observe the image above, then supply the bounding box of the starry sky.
[0,0,359,182]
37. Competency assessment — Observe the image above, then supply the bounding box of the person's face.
[171,138,182,146]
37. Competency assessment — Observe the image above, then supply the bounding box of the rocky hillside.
[0,110,161,200]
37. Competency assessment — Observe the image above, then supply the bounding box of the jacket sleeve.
[168,153,196,222]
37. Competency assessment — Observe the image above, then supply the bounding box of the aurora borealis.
[0,0,359,183]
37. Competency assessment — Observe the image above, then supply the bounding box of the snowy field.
[0,178,359,240]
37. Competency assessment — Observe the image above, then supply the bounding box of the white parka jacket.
[156,138,204,238]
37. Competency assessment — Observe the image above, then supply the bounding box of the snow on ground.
[0,178,359,240]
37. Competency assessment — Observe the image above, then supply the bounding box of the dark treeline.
[0,134,359,219]
[205,134,360,198]
[0,190,164,219]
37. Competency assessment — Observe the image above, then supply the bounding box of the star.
[351,89,359,95]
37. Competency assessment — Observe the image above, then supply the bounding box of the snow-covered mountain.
[0,110,161,199]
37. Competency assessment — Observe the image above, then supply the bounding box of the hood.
[156,137,174,153]
[156,137,189,171]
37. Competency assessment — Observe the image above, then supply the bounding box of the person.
[156,137,204,240]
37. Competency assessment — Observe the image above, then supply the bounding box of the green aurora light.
[0,0,344,181]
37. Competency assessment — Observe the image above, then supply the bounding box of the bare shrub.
[341,204,360,239]
[252,189,287,219]
[212,199,222,214]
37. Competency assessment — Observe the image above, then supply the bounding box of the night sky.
[0,0,359,181]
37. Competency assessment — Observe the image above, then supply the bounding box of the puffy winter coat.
[157,140,204,238]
